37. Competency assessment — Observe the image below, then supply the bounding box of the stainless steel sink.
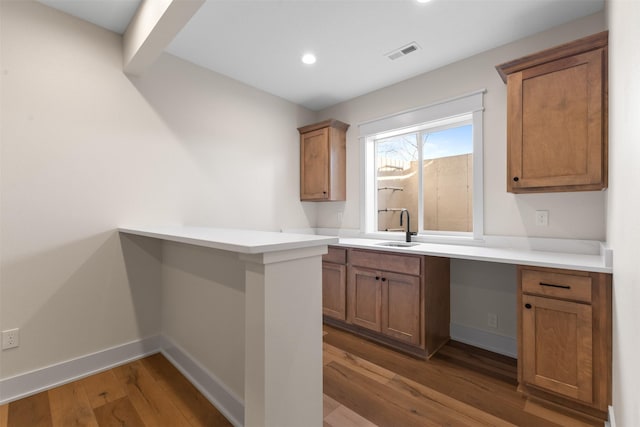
[375,241,420,247]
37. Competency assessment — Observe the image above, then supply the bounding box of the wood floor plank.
[385,374,517,427]
[7,391,53,427]
[323,342,395,385]
[0,404,8,427]
[436,340,518,385]
[324,405,379,427]
[78,369,127,409]
[325,361,482,427]
[3,354,231,427]
[523,399,602,427]
[323,393,341,419]
[113,359,192,427]
[48,382,98,427]
[93,397,145,427]
[141,353,232,427]
[323,324,597,427]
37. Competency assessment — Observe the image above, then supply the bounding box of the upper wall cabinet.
[496,31,608,194]
[298,119,349,201]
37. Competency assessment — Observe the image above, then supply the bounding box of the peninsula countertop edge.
[118,226,339,254]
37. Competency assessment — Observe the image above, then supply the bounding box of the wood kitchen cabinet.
[348,265,422,347]
[496,32,608,193]
[298,119,349,201]
[349,266,383,332]
[324,247,449,358]
[322,247,347,321]
[518,266,611,417]
[381,270,421,346]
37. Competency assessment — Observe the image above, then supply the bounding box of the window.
[360,91,484,240]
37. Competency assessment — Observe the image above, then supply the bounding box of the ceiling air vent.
[386,42,421,60]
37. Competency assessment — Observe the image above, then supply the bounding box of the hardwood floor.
[0,329,605,427]
[0,354,232,427]
[322,325,604,427]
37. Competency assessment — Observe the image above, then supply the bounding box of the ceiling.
[37,0,604,111]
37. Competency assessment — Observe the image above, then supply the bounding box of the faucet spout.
[400,209,412,243]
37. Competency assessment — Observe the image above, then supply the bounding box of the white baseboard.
[159,335,244,427]
[605,405,615,427]
[0,335,245,427]
[450,323,517,358]
[0,336,162,405]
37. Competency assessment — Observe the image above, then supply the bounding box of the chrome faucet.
[399,209,415,243]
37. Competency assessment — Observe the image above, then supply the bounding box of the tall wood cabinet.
[298,119,349,201]
[496,32,608,193]
[518,266,611,417]
[323,246,450,358]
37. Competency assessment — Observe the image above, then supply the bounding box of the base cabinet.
[324,246,449,358]
[381,271,421,346]
[348,266,382,332]
[518,266,611,417]
[322,247,348,321]
[322,262,347,321]
[348,266,421,346]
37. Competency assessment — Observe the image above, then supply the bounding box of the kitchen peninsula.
[119,226,338,427]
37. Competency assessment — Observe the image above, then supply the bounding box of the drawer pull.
[525,303,532,309]
[539,282,571,290]
[381,277,387,282]
[375,276,380,281]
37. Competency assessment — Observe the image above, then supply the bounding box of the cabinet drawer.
[350,249,421,276]
[323,246,347,264]
[521,268,592,303]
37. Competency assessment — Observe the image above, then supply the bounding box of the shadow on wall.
[124,53,318,231]
[160,241,245,291]
[2,231,162,377]
[159,240,247,397]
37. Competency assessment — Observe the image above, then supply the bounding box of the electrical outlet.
[535,210,549,226]
[2,328,20,350]
[487,313,498,329]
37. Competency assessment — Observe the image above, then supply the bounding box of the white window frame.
[359,90,485,242]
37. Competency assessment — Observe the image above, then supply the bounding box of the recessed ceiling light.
[416,0,432,3]
[301,53,317,65]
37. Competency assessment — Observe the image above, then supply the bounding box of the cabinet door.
[381,271,421,346]
[521,294,594,404]
[322,262,346,321]
[300,128,329,200]
[508,48,606,192]
[347,267,382,332]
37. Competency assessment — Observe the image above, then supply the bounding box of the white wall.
[161,242,245,400]
[317,12,607,241]
[606,0,640,425]
[0,1,316,379]
[450,260,517,356]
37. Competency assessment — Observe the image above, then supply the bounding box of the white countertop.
[119,226,338,254]
[336,238,612,273]
[118,226,611,273]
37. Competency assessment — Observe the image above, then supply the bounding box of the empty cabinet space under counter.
[322,246,450,358]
